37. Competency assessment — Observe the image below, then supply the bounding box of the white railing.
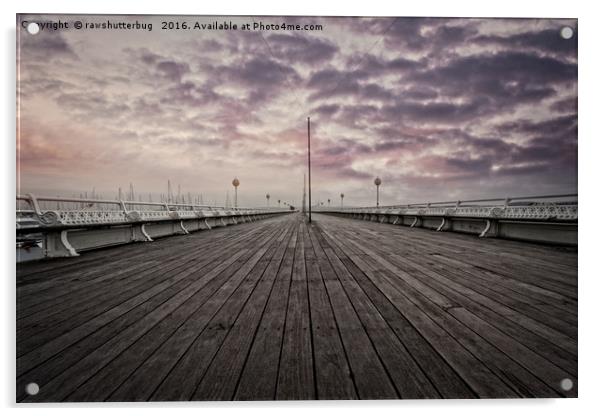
[314,194,577,221]
[16,193,289,229]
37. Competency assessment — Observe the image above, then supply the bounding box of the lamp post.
[266,193,270,207]
[340,193,345,208]
[307,117,312,223]
[328,198,331,206]
[232,178,240,208]
[374,177,382,207]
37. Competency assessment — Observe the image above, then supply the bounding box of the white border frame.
[3,1,599,415]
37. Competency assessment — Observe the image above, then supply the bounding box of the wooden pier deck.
[16,213,578,401]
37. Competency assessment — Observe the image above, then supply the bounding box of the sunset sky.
[17,15,577,207]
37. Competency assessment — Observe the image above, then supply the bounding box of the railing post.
[26,193,43,216]
[120,199,129,214]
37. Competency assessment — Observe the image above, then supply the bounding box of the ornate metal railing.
[16,194,289,229]
[16,193,293,260]
[313,193,577,245]
[315,194,577,221]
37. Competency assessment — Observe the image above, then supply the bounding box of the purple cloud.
[17,15,578,206]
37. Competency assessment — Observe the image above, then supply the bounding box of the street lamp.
[340,193,345,208]
[232,177,240,208]
[374,176,382,207]
[307,117,312,223]
[328,198,331,206]
[266,193,270,207]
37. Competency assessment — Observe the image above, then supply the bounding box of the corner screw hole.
[560,26,574,40]
[560,378,573,391]
[25,382,40,395]
[27,22,40,35]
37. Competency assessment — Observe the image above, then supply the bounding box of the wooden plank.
[393,254,578,372]
[233,221,299,400]
[336,256,477,399]
[189,222,295,401]
[310,225,441,399]
[448,307,576,397]
[317,218,521,398]
[16,221,280,396]
[20,246,249,402]
[17,242,258,402]
[110,220,293,401]
[17,220,273,313]
[64,223,286,402]
[17,221,280,360]
[18,221,274,336]
[336,224,578,372]
[19,220,286,402]
[318,215,572,397]
[17,221,269,320]
[331,214,577,292]
[428,254,577,327]
[398,231,578,302]
[143,225,287,402]
[362,218,577,297]
[16,212,578,401]
[306,223,398,399]
[302,223,358,400]
[276,221,315,400]
[315,224,476,399]
[330,218,578,356]
[16,223,217,285]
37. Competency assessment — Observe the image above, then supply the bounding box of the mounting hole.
[560,26,574,40]
[560,378,573,391]
[25,382,39,395]
[26,22,40,35]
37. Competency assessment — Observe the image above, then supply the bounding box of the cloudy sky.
[17,15,577,207]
